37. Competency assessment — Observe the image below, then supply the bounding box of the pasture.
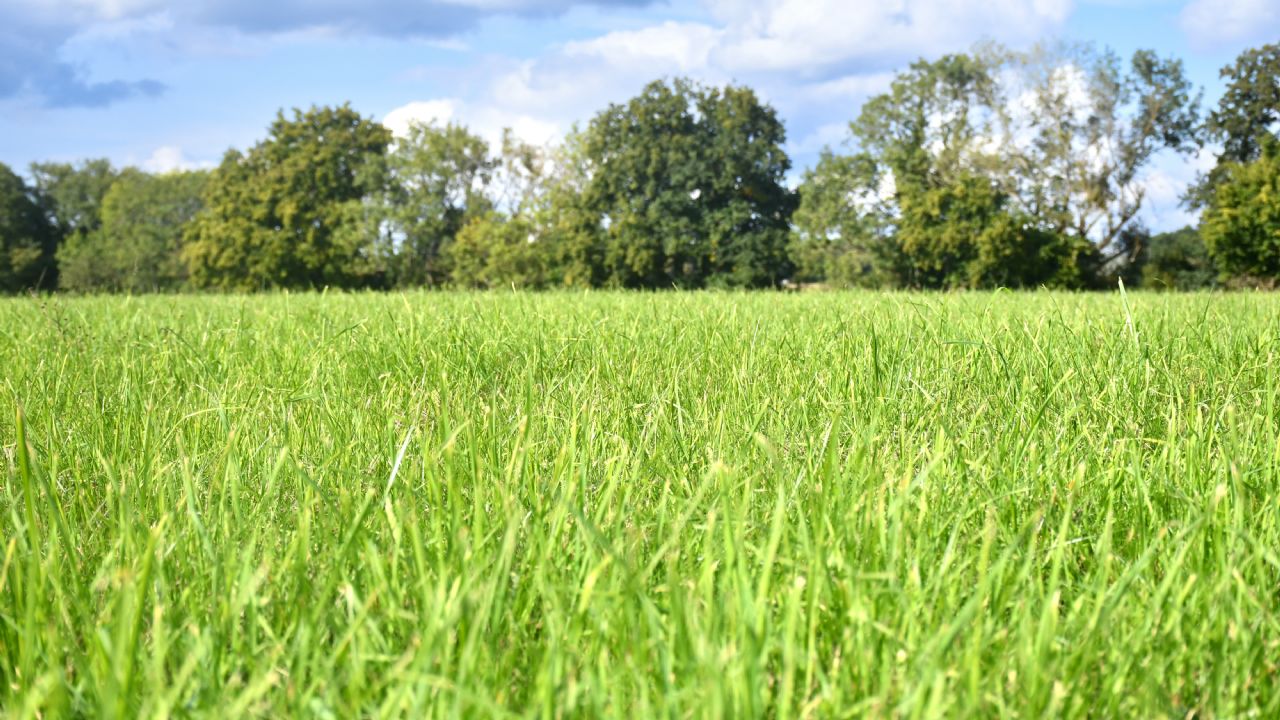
[2,291,1278,717]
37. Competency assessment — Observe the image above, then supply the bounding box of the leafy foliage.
[570,78,796,288]
[1189,44,1280,208]
[57,169,208,293]
[1,46,1277,294]
[445,213,552,289]
[0,163,57,292]
[527,129,607,288]
[1138,226,1216,290]
[183,105,391,290]
[1200,139,1280,284]
[891,175,1067,289]
[797,44,1200,289]
[790,152,888,287]
[29,159,119,242]
[995,46,1201,287]
[374,122,494,287]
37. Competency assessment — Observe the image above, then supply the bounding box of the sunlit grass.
[2,290,1278,717]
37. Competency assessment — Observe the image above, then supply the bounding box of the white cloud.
[383,99,461,138]
[141,144,212,172]
[800,72,897,102]
[561,21,723,73]
[791,122,851,155]
[490,24,730,120]
[436,0,1074,163]
[1180,0,1280,48]
[381,20,732,161]
[383,98,560,148]
[1138,166,1195,231]
[708,0,1072,73]
[9,0,164,24]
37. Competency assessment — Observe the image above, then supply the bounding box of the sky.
[1,0,1277,231]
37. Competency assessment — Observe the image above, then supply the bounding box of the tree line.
[2,42,1277,294]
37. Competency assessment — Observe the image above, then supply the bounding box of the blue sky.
[2,0,1277,230]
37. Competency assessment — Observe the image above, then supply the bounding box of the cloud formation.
[383,97,560,149]
[0,0,656,108]
[1180,0,1280,48]
[181,0,655,37]
[384,0,1074,163]
[140,144,216,173]
[708,0,1072,74]
[0,2,166,107]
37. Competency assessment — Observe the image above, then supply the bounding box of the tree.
[852,52,1003,190]
[183,105,391,290]
[374,121,494,287]
[990,45,1200,286]
[27,158,120,288]
[1188,44,1280,207]
[891,175,1066,289]
[795,44,1200,288]
[1139,226,1216,290]
[529,128,606,288]
[569,78,796,289]
[490,129,549,216]
[0,162,57,292]
[806,51,1069,288]
[445,213,552,289]
[790,151,889,287]
[29,158,119,241]
[1200,139,1280,285]
[461,128,596,289]
[58,169,208,293]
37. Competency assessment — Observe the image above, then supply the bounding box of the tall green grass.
[2,291,1278,717]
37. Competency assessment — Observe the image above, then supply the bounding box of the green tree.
[1188,44,1279,207]
[1001,45,1200,285]
[570,78,796,288]
[530,128,606,288]
[891,174,1065,289]
[852,52,1002,190]
[375,121,494,287]
[824,51,1068,288]
[58,169,208,293]
[796,44,1199,289]
[490,129,548,216]
[789,152,888,287]
[445,213,551,289]
[429,126,601,290]
[0,162,57,292]
[1200,139,1280,284]
[184,105,391,290]
[29,158,119,241]
[1139,226,1216,290]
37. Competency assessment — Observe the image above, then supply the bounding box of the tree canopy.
[374,121,495,287]
[1200,138,1280,285]
[0,162,57,292]
[1139,226,1216,291]
[5,42,1280,294]
[567,78,796,288]
[796,44,1200,289]
[29,159,119,242]
[58,169,208,292]
[1189,44,1280,208]
[183,105,391,290]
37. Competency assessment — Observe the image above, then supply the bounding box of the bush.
[1201,140,1280,284]
[445,213,554,289]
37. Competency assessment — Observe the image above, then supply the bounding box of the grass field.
[2,291,1278,718]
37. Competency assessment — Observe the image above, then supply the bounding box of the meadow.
[1,290,1278,718]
